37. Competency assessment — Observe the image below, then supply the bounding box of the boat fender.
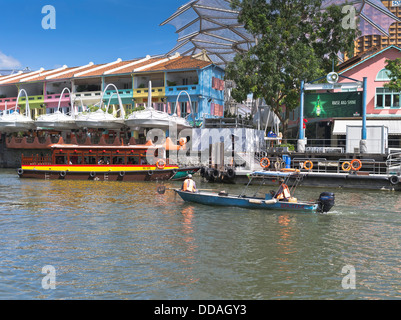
[212,169,220,178]
[249,199,263,204]
[226,168,235,179]
[148,170,154,176]
[264,199,277,205]
[59,171,67,178]
[119,171,125,177]
[17,168,23,176]
[389,176,399,185]
[89,171,96,178]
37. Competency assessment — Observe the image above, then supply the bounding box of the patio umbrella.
[161,0,401,67]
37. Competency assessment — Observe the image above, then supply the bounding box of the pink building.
[339,45,401,115]
[332,45,401,148]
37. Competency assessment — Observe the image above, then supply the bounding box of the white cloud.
[0,51,22,69]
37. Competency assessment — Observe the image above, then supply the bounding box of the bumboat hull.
[175,190,318,212]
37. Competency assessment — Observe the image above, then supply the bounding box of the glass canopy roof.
[161,0,401,67]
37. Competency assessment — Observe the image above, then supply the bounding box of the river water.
[0,168,400,300]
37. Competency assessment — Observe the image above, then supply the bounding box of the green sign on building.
[304,92,362,119]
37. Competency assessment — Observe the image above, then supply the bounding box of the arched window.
[376,69,392,81]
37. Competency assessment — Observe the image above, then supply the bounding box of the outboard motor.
[317,192,335,213]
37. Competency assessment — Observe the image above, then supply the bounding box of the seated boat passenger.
[275,180,291,201]
[182,174,197,193]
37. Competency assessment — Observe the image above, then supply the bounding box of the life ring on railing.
[351,159,362,171]
[389,176,399,185]
[303,160,314,171]
[341,162,352,172]
[156,159,166,170]
[260,157,271,169]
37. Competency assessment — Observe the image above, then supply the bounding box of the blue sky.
[0,0,189,71]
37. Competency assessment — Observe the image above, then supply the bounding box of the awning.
[333,119,401,136]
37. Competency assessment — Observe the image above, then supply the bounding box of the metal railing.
[21,154,52,166]
[266,138,401,155]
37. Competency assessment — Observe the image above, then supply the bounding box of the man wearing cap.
[182,174,197,193]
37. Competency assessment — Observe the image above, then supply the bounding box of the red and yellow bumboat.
[17,143,198,182]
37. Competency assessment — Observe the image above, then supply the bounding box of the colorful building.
[0,53,225,127]
[286,45,401,152]
[335,45,401,148]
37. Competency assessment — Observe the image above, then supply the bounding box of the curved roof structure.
[160,0,255,67]
[161,0,401,67]
[323,0,401,37]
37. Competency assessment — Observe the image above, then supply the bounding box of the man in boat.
[182,174,197,193]
[274,179,291,201]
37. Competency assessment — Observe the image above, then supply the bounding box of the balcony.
[165,85,200,97]
[133,87,165,99]
[45,93,71,104]
[18,95,44,106]
[0,97,18,109]
[0,95,44,110]
[72,91,102,106]
[103,89,133,105]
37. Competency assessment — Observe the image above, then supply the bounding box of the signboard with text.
[304,92,362,119]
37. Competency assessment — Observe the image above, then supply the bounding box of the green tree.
[384,58,401,92]
[226,0,360,138]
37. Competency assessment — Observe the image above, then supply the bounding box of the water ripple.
[0,169,401,299]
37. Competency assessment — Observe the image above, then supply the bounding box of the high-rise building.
[355,1,401,55]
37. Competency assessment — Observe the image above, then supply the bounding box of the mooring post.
[360,77,368,153]
[297,80,306,153]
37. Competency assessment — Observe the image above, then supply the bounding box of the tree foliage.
[384,58,401,92]
[225,0,360,137]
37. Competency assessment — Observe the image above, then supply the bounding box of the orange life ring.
[351,159,362,171]
[303,160,314,171]
[260,157,270,169]
[342,161,352,172]
[156,159,166,170]
[179,138,187,146]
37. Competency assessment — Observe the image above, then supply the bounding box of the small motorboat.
[173,171,335,213]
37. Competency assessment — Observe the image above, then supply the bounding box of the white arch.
[72,96,85,113]
[99,83,125,118]
[174,90,193,119]
[14,89,31,119]
[57,87,74,115]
